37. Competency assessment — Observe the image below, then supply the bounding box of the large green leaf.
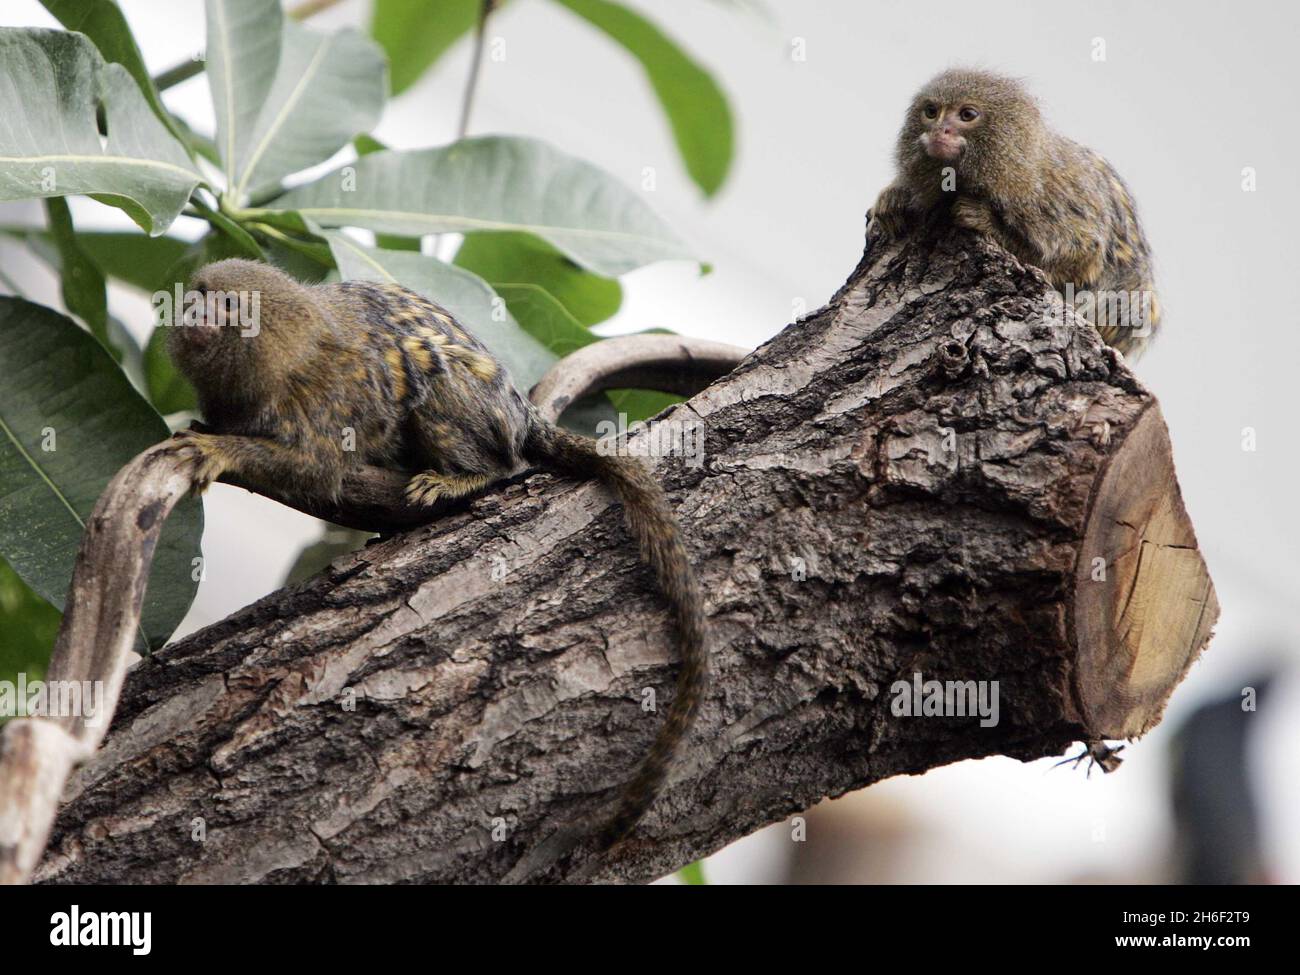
[12,222,143,383]
[269,136,694,277]
[0,226,189,296]
[38,0,190,147]
[454,231,622,326]
[370,0,481,96]
[42,199,110,351]
[144,326,197,417]
[0,298,203,650]
[552,0,734,197]
[167,111,222,168]
[0,556,60,695]
[63,232,190,293]
[324,232,556,389]
[206,0,283,189]
[0,29,202,234]
[489,284,678,423]
[492,283,596,359]
[231,22,387,203]
[353,136,421,252]
[457,278,676,423]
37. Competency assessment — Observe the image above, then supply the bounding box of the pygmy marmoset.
[168,259,707,864]
[869,68,1159,357]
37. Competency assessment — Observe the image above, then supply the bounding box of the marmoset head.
[168,259,326,412]
[897,68,1045,199]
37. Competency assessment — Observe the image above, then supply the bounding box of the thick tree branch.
[29,228,1216,885]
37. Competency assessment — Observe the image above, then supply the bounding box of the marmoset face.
[915,97,985,162]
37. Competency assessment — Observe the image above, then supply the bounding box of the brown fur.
[870,68,1159,356]
[168,259,707,864]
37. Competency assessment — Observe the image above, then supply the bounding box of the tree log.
[34,228,1217,885]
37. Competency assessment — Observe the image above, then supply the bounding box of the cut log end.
[1073,404,1218,740]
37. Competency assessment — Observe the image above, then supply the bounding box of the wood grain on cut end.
[1073,405,1219,740]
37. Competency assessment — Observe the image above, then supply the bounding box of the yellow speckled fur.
[168,259,707,861]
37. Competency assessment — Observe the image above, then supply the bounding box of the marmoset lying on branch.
[870,68,1159,357]
[168,259,707,867]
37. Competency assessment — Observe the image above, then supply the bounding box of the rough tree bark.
[34,228,1217,885]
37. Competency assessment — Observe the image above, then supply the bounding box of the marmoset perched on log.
[869,68,1158,357]
[167,259,706,865]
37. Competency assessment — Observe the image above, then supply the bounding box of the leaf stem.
[457,0,498,139]
[249,224,334,266]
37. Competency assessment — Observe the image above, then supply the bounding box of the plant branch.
[457,1,497,139]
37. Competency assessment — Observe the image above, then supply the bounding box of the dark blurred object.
[1170,672,1275,884]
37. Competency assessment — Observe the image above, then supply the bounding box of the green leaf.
[1,227,189,304]
[552,0,734,197]
[323,231,556,388]
[6,223,146,383]
[492,283,596,358]
[676,859,708,885]
[42,199,110,350]
[371,0,481,96]
[1,226,190,296]
[477,282,676,424]
[38,0,191,148]
[606,386,681,424]
[0,29,202,233]
[455,232,622,326]
[104,313,147,393]
[190,200,265,260]
[354,135,387,156]
[144,327,196,416]
[269,136,694,277]
[353,136,420,251]
[0,556,61,712]
[0,297,203,650]
[167,112,222,168]
[231,22,387,204]
[64,232,190,293]
[206,0,283,190]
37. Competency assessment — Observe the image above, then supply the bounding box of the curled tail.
[523,417,707,850]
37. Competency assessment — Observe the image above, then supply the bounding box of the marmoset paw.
[172,430,229,494]
[405,471,451,506]
[866,208,898,240]
[405,471,493,507]
[867,191,908,240]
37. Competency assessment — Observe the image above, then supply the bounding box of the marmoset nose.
[178,322,216,345]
